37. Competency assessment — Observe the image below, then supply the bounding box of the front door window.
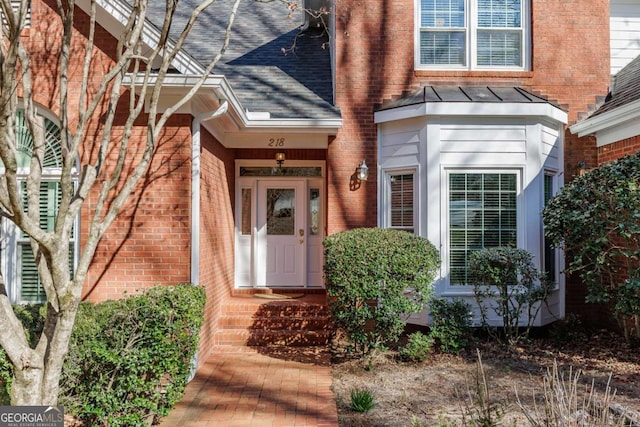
[267,189,295,236]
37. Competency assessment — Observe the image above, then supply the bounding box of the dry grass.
[331,329,640,427]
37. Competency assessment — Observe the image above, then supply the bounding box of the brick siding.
[597,136,640,164]
[197,130,237,362]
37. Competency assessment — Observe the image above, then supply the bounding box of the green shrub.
[543,151,640,343]
[428,298,472,354]
[0,284,205,425]
[469,247,553,344]
[60,284,205,426]
[400,331,434,362]
[349,388,377,413]
[323,228,440,354]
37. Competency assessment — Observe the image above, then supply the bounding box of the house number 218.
[268,137,285,147]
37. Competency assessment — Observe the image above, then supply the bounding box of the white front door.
[256,180,306,287]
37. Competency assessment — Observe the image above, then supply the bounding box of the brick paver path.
[159,348,338,427]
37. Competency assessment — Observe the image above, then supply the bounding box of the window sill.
[414,70,534,79]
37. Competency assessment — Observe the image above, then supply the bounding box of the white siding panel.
[541,125,560,168]
[611,0,640,74]
[440,124,526,157]
[381,143,419,159]
[440,152,526,165]
[379,119,423,168]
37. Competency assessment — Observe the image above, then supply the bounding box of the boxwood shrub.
[0,283,205,426]
[324,228,440,354]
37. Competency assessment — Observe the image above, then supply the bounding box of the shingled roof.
[588,54,640,118]
[145,0,339,120]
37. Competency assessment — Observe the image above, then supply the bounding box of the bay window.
[449,172,518,285]
[418,0,528,70]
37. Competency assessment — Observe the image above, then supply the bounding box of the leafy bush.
[60,284,205,426]
[349,388,377,413]
[428,298,472,354]
[324,228,440,354]
[0,284,205,425]
[469,247,553,343]
[543,152,640,342]
[400,331,434,362]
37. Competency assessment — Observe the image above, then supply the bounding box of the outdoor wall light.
[275,151,286,168]
[356,160,368,181]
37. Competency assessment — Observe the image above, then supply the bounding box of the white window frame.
[382,169,418,234]
[542,171,559,288]
[444,168,523,288]
[415,0,531,71]
[0,108,78,304]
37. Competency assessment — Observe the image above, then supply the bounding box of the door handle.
[299,229,305,237]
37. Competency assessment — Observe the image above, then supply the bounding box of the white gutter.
[374,102,568,124]
[570,98,640,137]
[128,74,343,131]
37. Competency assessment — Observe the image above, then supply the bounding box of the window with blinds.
[389,173,415,234]
[418,0,526,69]
[449,172,517,285]
[18,182,75,303]
[1,1,31,31]
[1,109,75,304]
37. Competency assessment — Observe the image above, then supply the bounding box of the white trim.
[124,74,342,136]
[570,98,640,136]
[414,0,531,71]
[190,118,202,286]
[374,102,568,124]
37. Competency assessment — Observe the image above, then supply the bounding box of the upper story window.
[417,0,529,70]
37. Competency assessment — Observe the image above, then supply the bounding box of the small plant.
[429,298,473,354]
[400,331,434,362]
[407,414,425,427]
[469,247,553,344]
[349,388,377,413]
[324,228,440,354]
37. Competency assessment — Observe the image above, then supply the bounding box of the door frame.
[234,160,325,289]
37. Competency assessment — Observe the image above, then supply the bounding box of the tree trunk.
[10,300,78,406]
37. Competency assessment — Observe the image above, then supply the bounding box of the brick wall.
[23,1,193,301]
[81,116,193,301]
[198,129,236,361]
[597,136,640,164]
[331,0,611,234]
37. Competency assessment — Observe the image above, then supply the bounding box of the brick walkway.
[159,348,339,427]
